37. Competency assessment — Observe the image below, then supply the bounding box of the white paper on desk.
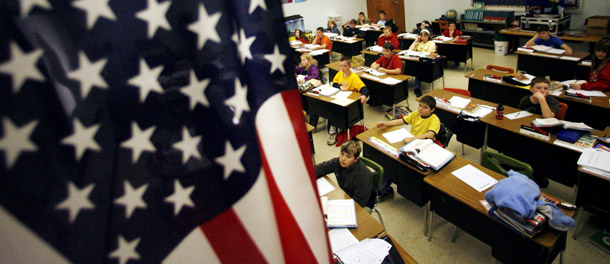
[566,89,607,97]
[560,56,580,61]
[317,177,335,196]
[335,238,391,264]
[368,46,383,52]
[328,228,359,254]
[545,48,566,55]
[290,40,302,45]
[332,91,352,99]
[310,49,330,56]
[360,73,381,81]
[504,110,532,120]
[577,148,610,172]
[398,33,418,39]
[332,97,356,107]
[448,96,471,109]
[560,80,586,86]
[582,61,592,66]
[533,53,560,59]
[380,77,401,85]
[435,36,453,42]
[462,107,494,118]
[297,74,306,81]
[323,32,338,38]
[517,47,534,53]
[452,164,498,192]
[382,128,414,143]
[549,90,563,96]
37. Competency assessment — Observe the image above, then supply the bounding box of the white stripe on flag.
[255,93,329,264]
[162,225,220,264]
[0,206,70,264]
[233,169,284,263]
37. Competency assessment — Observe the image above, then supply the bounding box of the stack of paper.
[328,228,359,254]
[380,77,401,85]
[398,33,418,39]
[323,32,338,38]
[335,238,392,264]
[316,177,335,196]
[310,49,330,56]
[448,96,471,109]
[434,36,453,42]
[452,164,498,192]
[366,68,386,77]
[382,128,414,143]
[368,46,383,52]
[566,89,607,97]
[290,40,302,45]
[578,148,610,179]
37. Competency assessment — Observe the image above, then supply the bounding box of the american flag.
[0,0,331,263]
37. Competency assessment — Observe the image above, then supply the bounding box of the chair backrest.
[486,65,514,74]
[556,102,568,120]
[360,157,384,208]
[481,150,534,180]
[434,122,453,148]
[439,21,449,30]
[443,88,471,97]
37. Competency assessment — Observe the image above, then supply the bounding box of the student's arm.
[380,67,401,75]
[391,35,399,49]
[561,43,573,56]
[314,158,337,178]
[351,170,374,208]
[304,66,320,81]
[532,93,555,118]
[376,118,405,128]
[403,131,436,143]
[377,36,384,46]
[358,86,369,104]
[408,39,418,51]
[371,61,381,69]
[579,65,610,91]
[525,35,538,47]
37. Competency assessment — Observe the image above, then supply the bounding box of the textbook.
[366,68,386,77]
[488,205,547,239]
[322,198,358,228]
[519,125,550,141]
[398,139,454,171]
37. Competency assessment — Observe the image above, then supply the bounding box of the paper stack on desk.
[578,148,610,179]
[334,238,392,264]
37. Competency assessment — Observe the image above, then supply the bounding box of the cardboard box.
[587,27,608,35]
[586,16,610,28]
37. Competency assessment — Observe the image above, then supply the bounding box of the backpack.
[385,19,399,33]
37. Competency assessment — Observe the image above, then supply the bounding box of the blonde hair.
[328,20,337,28]
[300,53,318,70]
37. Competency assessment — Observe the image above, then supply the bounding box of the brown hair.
[592,39,610,73]
[328,20,337,28]
[529,76,550,87]
[339,56,351,65]
[340,140,361,157]
[420,95,436,110]
[382,42,394,51]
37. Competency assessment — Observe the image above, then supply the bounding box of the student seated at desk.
[294,29,309,44]
[375,96,440,199]
[377,26,399,49]
[315,140,375,209]
[371,42,402,75]
[525,25,573,56]
[518,76,559,118]
[408,29,436,97]
[412,20,431,34]
[442,21,462,38]
[311,27,332,55]
[327,56,369,145]
[570,39,610,91]
[327,20,339,34]
[343,19,365,38]
[357,12,370,25]
[295,53,320,84]
[374,10,387,26]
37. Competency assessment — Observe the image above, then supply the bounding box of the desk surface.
[466,68,610,110]
[424,155,575,248]
[326,61,411,83]
[397,36,473,46]
[515,50,589,60]
[499,29,604,43]
[381,234,419,264]
[331,38,364,43]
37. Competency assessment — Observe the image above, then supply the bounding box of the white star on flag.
[237,29,256,64]
[264,45,286,74]
[188,3,221,49]
[0,42,45,93]
[120,122,156,163]
[248,0,267,14]
[215,140,246,180]
[225,78,250,124]
[180,70,210,110]
[128,59,164,103]
[172,127,202,164]
[109,236,141,264]
[67,52,108,99]
[72,0,117,30]
[0,117,38,169]
[19,0,52,17]
[164,180,195,215]
[135,0,172,38]
[61,119,101,161]
[114,181,148,219]
[56,182,95,223]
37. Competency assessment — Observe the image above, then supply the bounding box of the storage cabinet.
[460,14,514,48]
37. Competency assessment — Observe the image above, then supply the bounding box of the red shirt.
[375,54,402,71]
[582,63,610,91]
[377,33,399,49]
[297,37,309,44]
[442,29,463,38]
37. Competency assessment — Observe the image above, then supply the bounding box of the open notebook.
[399,139,454,171]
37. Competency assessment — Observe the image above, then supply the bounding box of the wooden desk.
[424,155,575,263]
[425,89,604,187]
[301,90,363,138]
[326,61,410,113]
[398,37,474,72]
[356,126,432,207]
[306,123,315,156]
[361,49,445,89]
[331,38,364,58]
[381,234,419,264]
[290,44,330,69]
[573,166,610,239]
[499,28,604,53]
[574,61,591,80]
[361,28,384,47]
[466,68,610,130]
[516,50,589,81]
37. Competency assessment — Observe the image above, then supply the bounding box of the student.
[371,42,402,75]
[377,26,399,49]
[408,29,436,97]
[443,21,462,38]
[375,95,440,199]
[374,10,387,26]
[357,12,370,25]
[412,20,431,34]
[525,25,573,56]
[327,56,369,144]
[294,29,309,44]
[518,76,559,118]
[326,20,339,34]
[343,19,364,38]
[295,53,320,84]
[311,27,332,55]
[315,140,374,209]
[569,39,610,91]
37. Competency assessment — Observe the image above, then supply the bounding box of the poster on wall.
[282,0,293,4]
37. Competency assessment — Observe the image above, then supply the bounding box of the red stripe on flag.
[200,208,267,263]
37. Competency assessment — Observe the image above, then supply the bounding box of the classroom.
[286,0,610,262]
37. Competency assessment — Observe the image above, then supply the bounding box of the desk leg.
[424,201,430,237]
[481,124,489,163]
[572,207,584,240]
[427,202,434,242]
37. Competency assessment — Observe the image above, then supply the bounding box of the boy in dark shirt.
[315,140,374,209]
[518,76,559,118]
[343,19,364,38]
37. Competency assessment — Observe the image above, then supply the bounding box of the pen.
[514,112,520,117]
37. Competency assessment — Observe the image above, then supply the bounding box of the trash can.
[494,41,509,55]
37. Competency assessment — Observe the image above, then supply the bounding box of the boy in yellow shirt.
[374,95,440,200]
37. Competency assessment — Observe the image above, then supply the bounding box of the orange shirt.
[315,35,332,55]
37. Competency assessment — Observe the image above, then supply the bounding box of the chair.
[438,21,449,31]
[443,88,470,154]
[360,157,386,235]
[486,65,514,74]
[556,102,568,120]
[434,123,453,149]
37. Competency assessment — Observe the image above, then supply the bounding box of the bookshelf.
[460,14,514,48]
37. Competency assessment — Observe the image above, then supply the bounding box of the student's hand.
[402,137,415,144]
[564,50,573,56]
[569,83,582,90]
[376,121,386,128]
[377,68,385,73]
[371,63,380,70]
[359,95,367,104]
[340,85,348,91]
[379,33,384,38]
[532,92,546,102]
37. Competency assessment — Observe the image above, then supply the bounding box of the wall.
[568,1,610,30]
[281,0,368,32]
[404,0,472,32]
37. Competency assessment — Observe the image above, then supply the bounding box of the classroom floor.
[312,47,609,263]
